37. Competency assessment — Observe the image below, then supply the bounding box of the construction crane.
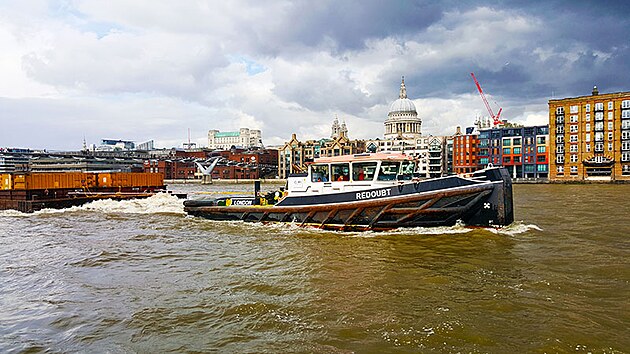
[471,72,503,127]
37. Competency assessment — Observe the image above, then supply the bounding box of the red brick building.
[144,148,278,180]
[453,133,480,174]
[143,160,196,179]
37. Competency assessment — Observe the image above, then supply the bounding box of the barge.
[0,172,169,213]
[184,153,514,231]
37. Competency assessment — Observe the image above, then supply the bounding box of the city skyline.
[1,1,629,150]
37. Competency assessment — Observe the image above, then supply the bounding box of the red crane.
[471,72,503,126]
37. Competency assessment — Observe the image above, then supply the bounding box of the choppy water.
[0,184,628,353]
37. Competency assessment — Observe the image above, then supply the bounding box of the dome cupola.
[384,76,422,140]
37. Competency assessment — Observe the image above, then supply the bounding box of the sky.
[1,0,629,150]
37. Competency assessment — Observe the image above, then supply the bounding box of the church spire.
[331,114,341,139]
[399,76,407,99]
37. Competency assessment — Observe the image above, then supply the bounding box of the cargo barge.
[0,172,168,213]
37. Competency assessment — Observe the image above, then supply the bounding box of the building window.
[570,145,578,153]
[623,141,630,151]
[503,157,511,163]
[586,123,591,132]
[513,147,522,154]
[570,135,578,143]
[570,166,578,173]
[623,120,630,129]
[622,152,630,162]
[608,112,613,120]
[537,137,546,144]
[513,138,522,145]
[570,105,579,113]
[570,154,578,163]
[586,104,591,112]
[585,113,591,121]
[537,164,548,172]
[608,142,613,151]
[570,115,578,123]
[570,125,578,133]
[514,156,521,163]
[595,132,604,141]
[608,101,613,110]
[557,166,564,173]
[623,131,630,140]
[537,146,546,153]
[502,138,511,146]
[586,134,591,142]
[556,107,565,114]
[595,112,604,121]
[622,110,630,119]
[595,102,604,111]
[622,100,630,109]
[586,144,591,152]
[556,155,564,163]
[608,122,614,130]
[503,148,511,154]
[608,132,614,140]
[557,145,564,153]
[595,122,604,131]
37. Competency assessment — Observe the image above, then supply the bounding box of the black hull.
[184,168,514,231]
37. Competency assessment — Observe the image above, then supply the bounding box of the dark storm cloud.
[285,0,444,51]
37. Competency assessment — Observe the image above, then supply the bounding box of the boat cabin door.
[310,164,336,193]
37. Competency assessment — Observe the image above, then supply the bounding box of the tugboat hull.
[184,168,513,231]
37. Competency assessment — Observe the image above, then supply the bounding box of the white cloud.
[0,2,625,151]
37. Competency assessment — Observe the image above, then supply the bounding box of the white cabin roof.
[313,152,413,164]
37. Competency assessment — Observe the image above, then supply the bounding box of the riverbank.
[513,178,630,184]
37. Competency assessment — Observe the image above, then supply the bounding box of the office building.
[208,128,263,150]
[478,125,550,179]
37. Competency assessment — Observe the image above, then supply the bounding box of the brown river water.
[0,183,628,353]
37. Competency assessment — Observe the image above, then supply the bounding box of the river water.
[0,184,628,353]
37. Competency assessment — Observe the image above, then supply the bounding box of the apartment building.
[549,87,630,181]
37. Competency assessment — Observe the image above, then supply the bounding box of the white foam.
[0,209,30,217]
[191,218,542,237]
[30,193,185,215]
[485,221,543,236]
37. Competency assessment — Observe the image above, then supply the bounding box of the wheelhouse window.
[331,163,350,181]
[351,162,377,181]
[311,164,329,182]
[399,160,416,180]
[377,161,400,181]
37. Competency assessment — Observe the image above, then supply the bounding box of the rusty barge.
[184,153,514,231]
[0,172,168,213]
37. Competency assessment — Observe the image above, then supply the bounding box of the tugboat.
[184,153,513,231]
